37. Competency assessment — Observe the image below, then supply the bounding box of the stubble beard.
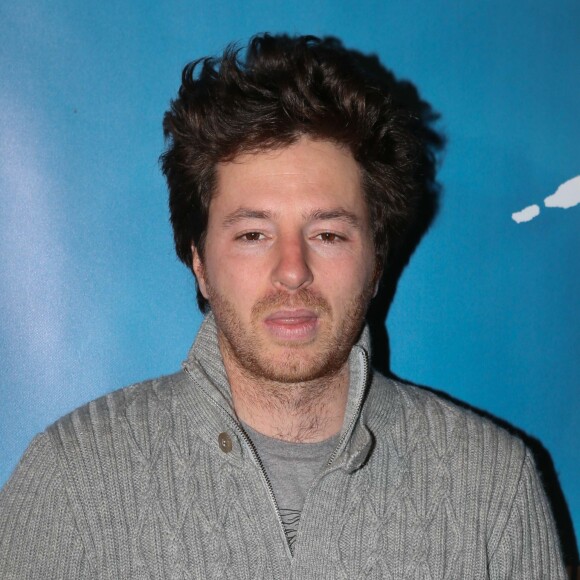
[206,284,374,389]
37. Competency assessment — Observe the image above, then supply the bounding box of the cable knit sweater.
[0,315,566,578]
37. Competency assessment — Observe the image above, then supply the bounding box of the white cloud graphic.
[512,204,540,223]
[544,175,580,209]
[512,175,580,223]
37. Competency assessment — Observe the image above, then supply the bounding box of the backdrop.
[1,0,578,564]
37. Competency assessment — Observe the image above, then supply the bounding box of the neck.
[219,340,350,443]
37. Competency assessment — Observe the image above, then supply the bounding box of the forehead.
[211,137,366,215]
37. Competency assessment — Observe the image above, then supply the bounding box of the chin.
[250,346,346,384]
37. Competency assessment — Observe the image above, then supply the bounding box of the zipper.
[183,367,292,560]
[183,345,368,557]
[326,347,369,467]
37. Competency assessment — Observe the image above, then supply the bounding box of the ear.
[191,244,209,299]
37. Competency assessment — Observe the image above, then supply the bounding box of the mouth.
[263,309,320,341]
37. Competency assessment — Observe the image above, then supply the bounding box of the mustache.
[252,289,331,317]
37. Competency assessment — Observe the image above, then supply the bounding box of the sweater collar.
[183,312,235,409]
[182,312,373,471]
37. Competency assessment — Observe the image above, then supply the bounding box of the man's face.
[193,137,378,384]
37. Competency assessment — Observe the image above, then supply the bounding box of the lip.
[263,309,319,341]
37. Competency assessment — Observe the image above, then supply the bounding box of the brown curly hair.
[161,33,441,312]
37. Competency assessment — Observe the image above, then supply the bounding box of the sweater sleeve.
[488,449,567,579]
[0,432,92,578]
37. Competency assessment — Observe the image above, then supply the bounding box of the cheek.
[318,256,375,299]
[205,251,264,301]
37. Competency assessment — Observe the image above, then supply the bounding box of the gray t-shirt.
[242,422,340,552]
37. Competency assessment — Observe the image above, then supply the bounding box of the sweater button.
[218,432,233,453]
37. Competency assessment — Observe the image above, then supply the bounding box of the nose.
[271,235,314,291]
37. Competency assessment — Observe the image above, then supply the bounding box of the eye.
[316,232,342,243]
[238,231,265,242]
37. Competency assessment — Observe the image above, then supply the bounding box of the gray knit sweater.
[0,315,566,578]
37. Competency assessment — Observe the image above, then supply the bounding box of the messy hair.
[161,33,441,312]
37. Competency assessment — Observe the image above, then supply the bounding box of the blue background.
[1,0,578,558]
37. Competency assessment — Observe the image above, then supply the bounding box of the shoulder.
[365,373,544,534]
[366,371,528,473]
[45,371,190,465]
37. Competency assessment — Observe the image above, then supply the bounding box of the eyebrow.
[222,207,362,229]
[308,209,361,229]
[222,208,273,227]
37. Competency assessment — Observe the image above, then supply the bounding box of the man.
[0,34,566,578]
